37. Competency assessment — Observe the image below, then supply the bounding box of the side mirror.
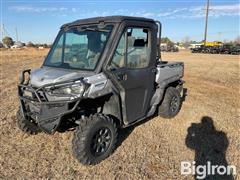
[143,29,148,33]
[127,28,132,36]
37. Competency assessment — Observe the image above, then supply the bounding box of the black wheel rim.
[90,127,112,157]
[170,96,179,113]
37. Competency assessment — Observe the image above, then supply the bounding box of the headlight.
[70,84,85,94]
[48,81,85,98]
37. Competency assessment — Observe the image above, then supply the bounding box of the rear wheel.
[72,114,118,165]
[16,108,41,135]
[158,87,181,119]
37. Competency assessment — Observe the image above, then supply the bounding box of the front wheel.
[16,108,41,135]
[72,114,118,165]
[158,87,182,119]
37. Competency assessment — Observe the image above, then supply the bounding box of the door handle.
[117,73,127,81]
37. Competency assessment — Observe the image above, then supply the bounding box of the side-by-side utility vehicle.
[17,16,184,165]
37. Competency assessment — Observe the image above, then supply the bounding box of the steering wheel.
[70,55,86,68]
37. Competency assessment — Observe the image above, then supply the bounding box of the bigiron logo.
[181,161,237,179]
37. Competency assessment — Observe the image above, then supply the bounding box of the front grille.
[28,102,41,114]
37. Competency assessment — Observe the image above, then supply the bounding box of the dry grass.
[0,48,239,179]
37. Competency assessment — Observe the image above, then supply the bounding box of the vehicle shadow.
[116,126,135,149]
[185,116,234,180]
[57,120,78,133]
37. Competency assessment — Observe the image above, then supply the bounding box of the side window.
[127,28,150,68]
[109,27,150,70]
[109,33,126,69]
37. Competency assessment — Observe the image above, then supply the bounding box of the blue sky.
[1,0,239,44]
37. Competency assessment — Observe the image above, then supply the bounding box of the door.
[108,27,156,124]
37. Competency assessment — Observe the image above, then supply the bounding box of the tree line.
[0,36,51,48]
[1,35,240,49]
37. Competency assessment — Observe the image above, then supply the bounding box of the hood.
[30,66,94,87]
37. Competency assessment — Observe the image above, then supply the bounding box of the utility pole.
[204,0,210,45]
[1,24,4,40]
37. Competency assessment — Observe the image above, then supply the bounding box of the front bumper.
[18,70,82,134]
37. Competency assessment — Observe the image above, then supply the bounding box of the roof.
[61,16,155,28]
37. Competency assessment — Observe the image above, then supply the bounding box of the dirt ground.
[0,48,239,179]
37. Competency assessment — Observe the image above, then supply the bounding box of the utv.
[17,16,184,165]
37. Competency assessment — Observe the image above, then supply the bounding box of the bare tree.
[182,36,191,48]
[234,36,240,45]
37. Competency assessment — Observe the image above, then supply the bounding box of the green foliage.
[161,37,173,45]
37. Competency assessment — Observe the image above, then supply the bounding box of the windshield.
[43,25,113,70]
